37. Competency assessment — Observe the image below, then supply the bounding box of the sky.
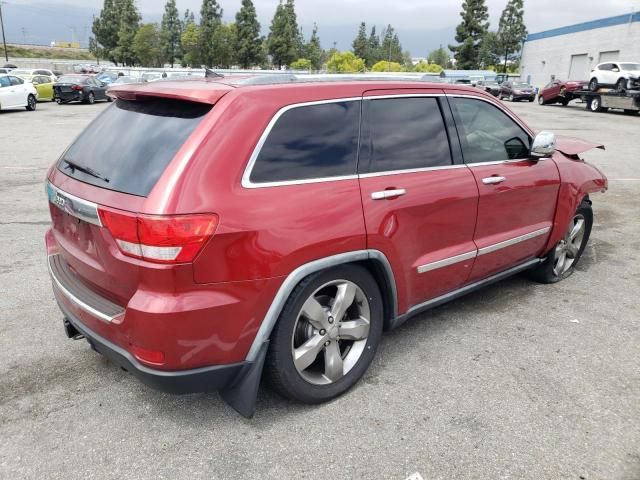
[2,0,639,56]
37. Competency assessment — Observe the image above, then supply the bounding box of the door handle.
[482,176,506,185]
[371,188,407,200]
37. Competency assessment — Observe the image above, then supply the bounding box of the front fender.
[543,154,607,253]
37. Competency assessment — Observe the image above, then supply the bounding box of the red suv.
[45,77,607,416]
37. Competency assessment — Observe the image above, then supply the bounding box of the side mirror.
[531,131,556,159]
[612,68,619,72]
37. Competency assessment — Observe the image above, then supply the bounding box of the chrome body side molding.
[416,227,550,274]
[244,249,397,362]
[476,227,550,256]
[417,250,477,274]
[392,257,543,330]
[46,181,102,227]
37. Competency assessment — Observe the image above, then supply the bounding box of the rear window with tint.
[57,98,212,196]
[249,100,360,184]
[363,97,452,172]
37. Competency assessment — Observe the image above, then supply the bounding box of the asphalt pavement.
[0,98,638,480]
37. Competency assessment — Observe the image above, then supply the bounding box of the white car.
[588,61,640,91]
[0,74,38,111]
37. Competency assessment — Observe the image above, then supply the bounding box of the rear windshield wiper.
[63,159,110,183]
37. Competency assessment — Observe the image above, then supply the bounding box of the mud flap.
[219,341,269,418]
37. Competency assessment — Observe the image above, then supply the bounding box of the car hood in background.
[555,135,605,156]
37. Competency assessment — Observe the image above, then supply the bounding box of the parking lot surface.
[0,99,638,480]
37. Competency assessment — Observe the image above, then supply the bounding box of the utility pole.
[0,1,8,63]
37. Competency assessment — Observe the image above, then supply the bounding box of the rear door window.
[57,98,212,196]
[361,97,452,173]
[249,100,360,184]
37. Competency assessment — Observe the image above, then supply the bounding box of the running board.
[389,258,543,330]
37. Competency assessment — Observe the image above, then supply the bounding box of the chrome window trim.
[241,97,362,189]
[477,227,551,256]
[445,93,535,166]
[244,249,397,362]
[241,93,455,189]
[359,164,468,178]
[48,255,116,323]
[363,93,442,100]
[417,250,477,274]
[46,181,102,226]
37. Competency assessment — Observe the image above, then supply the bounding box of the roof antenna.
[204,68,224,78]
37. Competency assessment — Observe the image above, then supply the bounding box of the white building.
[520,12,640,88]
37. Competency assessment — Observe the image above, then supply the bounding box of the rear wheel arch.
[244,249,398,363]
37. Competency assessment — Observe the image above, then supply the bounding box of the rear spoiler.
[554,135,605,156]
[108,81,233,104]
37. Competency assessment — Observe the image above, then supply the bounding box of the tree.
[88,36,103,64]
[496,0,527,73]
[449,0,489,69]
[160,0,181,67]
[371,60,404,72]
[478,31,499,68]
[183,9,195,26]
[235,0,262,69]
[133,23,162,67]
[181,22,201,67]
[200,0,223,67]
[304,23,323,71]
[427,45,450,69]
[113,0,141,66]
[92,0,120,64]
[212,23,237,68]
[267,0,301,68]
[380,25,404,64]
[352,22,368,62]
[326,51,365,73]
[367,26,381,67]
[290,58,311,70]
[413,61,443,73]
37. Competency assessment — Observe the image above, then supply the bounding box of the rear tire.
[538,95,545,105]
[265,264,383,404]
[528,201,592,284]
[25,94,36,111]
[588,78,598,91]
[86,92,95,105]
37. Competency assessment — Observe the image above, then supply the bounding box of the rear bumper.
[58,297,246,393]
[512,93,535,100]
[55,91,84,102]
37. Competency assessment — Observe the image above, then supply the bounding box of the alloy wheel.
[553,214,586,276]
[291,280,370,385]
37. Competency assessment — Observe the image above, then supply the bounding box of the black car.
[476,80,501,97]
[53,75,111,104]
[498,81,536,102]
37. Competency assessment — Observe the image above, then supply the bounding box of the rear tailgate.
[46,88,226,307]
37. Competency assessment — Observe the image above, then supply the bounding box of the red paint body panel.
[554,135,605,156]
[359,169,479,311]
[466,159,560,281]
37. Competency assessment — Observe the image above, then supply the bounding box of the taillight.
[72,85,83,91]
[131,344,165,365]
[98,207,218,264]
